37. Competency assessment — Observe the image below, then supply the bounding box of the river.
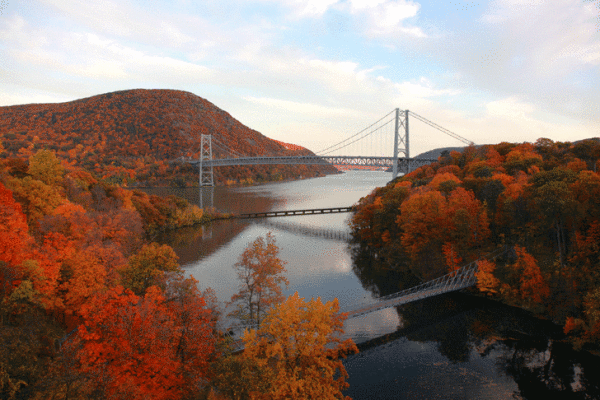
[153,171,600,399]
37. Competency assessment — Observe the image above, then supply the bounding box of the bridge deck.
[186,155,438,168]
[238,206,353,219]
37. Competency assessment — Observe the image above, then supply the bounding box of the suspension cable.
[317,115,396,156]
[408,111,474,146]
[315,109,396,155]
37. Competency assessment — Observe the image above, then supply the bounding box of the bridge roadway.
[238,206,353,219]
[189,155,438,169]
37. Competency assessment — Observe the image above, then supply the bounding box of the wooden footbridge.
[341,247,507,318]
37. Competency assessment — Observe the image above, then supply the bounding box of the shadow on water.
[344,289,600,399]
[347,242,600,399]
[349,241,421,298]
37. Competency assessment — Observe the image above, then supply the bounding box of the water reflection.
[153,172,600,399]
[344,293,600,399]
[350,242,419,298]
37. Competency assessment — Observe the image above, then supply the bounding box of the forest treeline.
[349,138,600,350]
[0,89,336,187]
[0,148,355,399]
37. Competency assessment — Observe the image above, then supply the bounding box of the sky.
[1,0,599,156]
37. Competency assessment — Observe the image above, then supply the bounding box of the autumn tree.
[398,190,447,277]
[1,280,64,400]
[0,182,31,296]
[6,176,63,228]
[228,232,288,326]
[236,292,358,400]
[501,246,550,308]
[76,285,216,400]
[475,259,500,295]
[120,242,181,296]
[28,149,65,186]
[529,168,578,266]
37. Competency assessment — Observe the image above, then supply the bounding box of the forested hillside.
[0,89,336,186]
[350,138,600,350]
[0,147,354,399]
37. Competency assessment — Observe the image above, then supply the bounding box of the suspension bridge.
[175,109,473,191]
[221,247,509,352]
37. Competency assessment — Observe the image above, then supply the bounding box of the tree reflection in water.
[350,244,600,399]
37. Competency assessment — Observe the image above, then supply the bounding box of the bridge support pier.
[199,134,214,208]
[392,109,409,180]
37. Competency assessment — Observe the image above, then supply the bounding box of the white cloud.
[481,0,600,70]
[297,0,340,17]
[0,92,73,107]
[349,0,425,38]
[485,96,536,119]
[395,78,460,98]
[416,0,600,125]
[1,15,213,93]
[243,96,356,117]
[261,0,340,18]
[38,0,195,47]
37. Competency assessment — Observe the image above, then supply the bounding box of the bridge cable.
[317,116,395,156]
[408,111,475,146]
[212,136,247,158]
[315,109,396,155]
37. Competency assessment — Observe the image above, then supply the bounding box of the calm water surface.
[155,171,600,399]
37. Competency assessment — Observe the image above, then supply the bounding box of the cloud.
[394,77,461,98]
[485,96,536,118]
[243,96,358,118]
[412,0,600,124]
[350,0,425,37]
[0,14,214,98]
[268,0,426,37]
[38,0,195,47]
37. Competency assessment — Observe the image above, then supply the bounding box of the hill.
[414,146,470,160]
[0,89,337,186]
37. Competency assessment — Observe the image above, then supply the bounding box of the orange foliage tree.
[503,246,550,307]
[475,259,500,295]
[0,182,31,271]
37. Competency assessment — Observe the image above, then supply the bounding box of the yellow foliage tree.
[28,149,65,186]
[120,243,180,296]
[240,292,358,400]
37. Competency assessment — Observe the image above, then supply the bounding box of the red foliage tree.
[77,285,216,400]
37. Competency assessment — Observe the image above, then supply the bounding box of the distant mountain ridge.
[0,89,336,185]
[414,138,600,161]
[414,146,470,160]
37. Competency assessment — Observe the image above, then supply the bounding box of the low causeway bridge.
[237,206,353,219]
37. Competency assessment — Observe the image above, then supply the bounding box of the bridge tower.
[199,134,214,208]
[392,109,409,180]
